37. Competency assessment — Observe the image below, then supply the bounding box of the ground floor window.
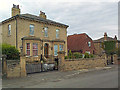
[33,43,38,56]
[26,43,30,56]
[54,44,58,56]
[59,44,63,51]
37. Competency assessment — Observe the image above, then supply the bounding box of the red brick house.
[67,33,96,54]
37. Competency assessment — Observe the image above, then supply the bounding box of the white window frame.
[88,41,91,47]
[59,44,63,51]
[29,24,34,36]
[8,24,11,36]
[26,43,30,56]
[44,27,48,37]
[54,44,58,56]
[33,43,38,56]
[56,29,59,38]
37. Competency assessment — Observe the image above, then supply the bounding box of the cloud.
[0,0,118,40]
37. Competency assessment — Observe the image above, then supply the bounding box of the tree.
[102,41,117,55]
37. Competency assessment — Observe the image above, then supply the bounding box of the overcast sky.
[0,0,119,40]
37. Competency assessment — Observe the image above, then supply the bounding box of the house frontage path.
[2,65,118,88]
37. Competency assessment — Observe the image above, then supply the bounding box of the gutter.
[15,16,18,48]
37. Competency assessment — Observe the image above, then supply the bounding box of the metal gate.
[26,62,58,74]
[26,63,42,74]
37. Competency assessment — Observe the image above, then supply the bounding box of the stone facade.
[94,32,120,55]
[1,4,69,62]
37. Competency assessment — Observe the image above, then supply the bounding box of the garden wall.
[62,58,107,71]
[58,51,107,71]
[2,55,26,78]
[6,60,21,78]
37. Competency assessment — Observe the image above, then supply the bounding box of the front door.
[44,43,49,58]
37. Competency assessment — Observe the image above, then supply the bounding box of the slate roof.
[2,14,69,28]
[67,33,95,52]
[93,37,117,43]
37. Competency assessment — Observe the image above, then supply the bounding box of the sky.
[0,0,119,40]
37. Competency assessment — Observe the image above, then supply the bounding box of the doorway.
[44,43,49,58]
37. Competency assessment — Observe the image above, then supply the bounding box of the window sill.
[29,35,35,36]
[8,35,11,37]
[26,56,31,57]
[44,36,48,38]
[33,56,38,57]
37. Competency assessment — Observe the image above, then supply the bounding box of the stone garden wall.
[62,58,107,71]
[58,51,107,71]
[2,55,26,78]
[6,60,21,78]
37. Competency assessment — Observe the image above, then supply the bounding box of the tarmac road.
[2,65,118,88]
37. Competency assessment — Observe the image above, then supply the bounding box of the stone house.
[93,32,120,55]
[67,33,96,54]
[1,4,69,62]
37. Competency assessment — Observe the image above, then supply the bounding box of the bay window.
[33,43,38,56]
[26,43,30,56]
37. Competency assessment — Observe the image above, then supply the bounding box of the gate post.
[58,51,65,71]
[113,54,118,64]
[2,55,7,76]
[20,55,26,77]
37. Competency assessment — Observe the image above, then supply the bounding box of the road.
[2,65,118,88]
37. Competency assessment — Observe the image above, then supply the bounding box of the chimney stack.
[12,4,20,17]
[39,11,47,19]
[104,32,107,41]
[114,35,117,40]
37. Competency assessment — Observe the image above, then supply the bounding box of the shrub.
[73,52,83,59]
[65,56,68,59]
[68,50,72,59]
[84,53,89,58]
[2,43,20,60]
[89,54,94,58]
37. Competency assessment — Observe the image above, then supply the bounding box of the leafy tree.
[2,43,20,60]
[102,41,117,55]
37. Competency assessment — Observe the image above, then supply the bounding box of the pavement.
[2,65,118,88]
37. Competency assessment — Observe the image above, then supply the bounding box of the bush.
[84,53,89,58]
[89,54,94,58]
[65,56,68,59]
[2,43,20,60]
[68,50,72,59]
[73,52,83,59]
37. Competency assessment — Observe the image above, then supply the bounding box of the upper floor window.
[54,44,58,56]
[59,44,63,51]
[44,27,48,37]
[88,42,91,47]
[33,43,38,56]
[29,24,34,35]
[8,24,11,35]
[56,29,59,38]
[26,43,30,56]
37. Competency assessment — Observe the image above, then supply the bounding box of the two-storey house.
[1,4,69,62]
[67,33,96,54]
